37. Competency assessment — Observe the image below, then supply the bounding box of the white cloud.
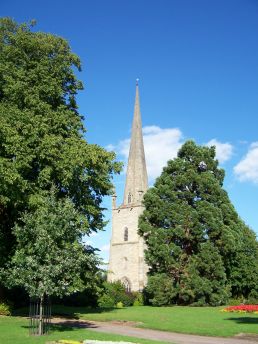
[234,142,258,184]
[143,126,183,180]
[100,244,110,252]
[112,126,184,181]
[109,127,236,180]
[106,144,116,151]
[206,139,233,163]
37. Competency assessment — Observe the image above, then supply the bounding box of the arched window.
[121,277,131,292]
[128,193,132,203]
[124,227,128,241]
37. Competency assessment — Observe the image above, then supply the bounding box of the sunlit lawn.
[0,315,170,344]
[51,305,258,337]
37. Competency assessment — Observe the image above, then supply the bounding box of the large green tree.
[3,190,100,334]
[0,18,120,270]
[139,140,258,305]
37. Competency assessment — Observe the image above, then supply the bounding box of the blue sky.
[2,0,258,263]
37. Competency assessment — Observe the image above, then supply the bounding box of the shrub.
[228,297,246,306]
[133,292,144,306]
[118,291,135,306]
[98,281,135,307]
[97,294,115,308]
[116,301,123,308]
[0,302,11,316]
[247,289,258,305]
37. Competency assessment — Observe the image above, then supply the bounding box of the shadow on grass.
[226,317,258,325]
[21,321,98,333]
[51,305,115,319]
[13,305,115,319]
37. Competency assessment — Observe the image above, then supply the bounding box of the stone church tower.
[108,81,148,291]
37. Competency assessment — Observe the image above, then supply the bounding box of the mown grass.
[0,315,171,344]
[51,305,258,337]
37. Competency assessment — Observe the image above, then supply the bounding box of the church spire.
[123,80,148,205]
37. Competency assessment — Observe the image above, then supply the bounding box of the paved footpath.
[52,318,258,344]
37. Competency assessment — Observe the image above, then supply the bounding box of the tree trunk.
[38,295,44,336]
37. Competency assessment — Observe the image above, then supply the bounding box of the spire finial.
[136,78,139,86]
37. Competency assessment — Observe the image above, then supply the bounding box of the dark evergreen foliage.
[139,140,258,305]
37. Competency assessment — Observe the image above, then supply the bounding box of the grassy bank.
[51,305,258,337]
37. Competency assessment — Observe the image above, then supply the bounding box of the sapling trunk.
[38,295,44,336]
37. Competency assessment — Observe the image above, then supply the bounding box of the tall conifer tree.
[139,141,258,305]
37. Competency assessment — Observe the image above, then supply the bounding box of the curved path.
[52,318,258,344]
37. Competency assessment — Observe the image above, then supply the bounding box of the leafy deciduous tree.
[3,190,100,334]
[0,17,120,267]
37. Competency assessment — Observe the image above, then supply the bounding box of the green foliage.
[98,294,115,308]
[0,302,11,315]
[144,274,177,306]
[179,242,230,306]
[133,292,144,306]
[2,190,101,299]
[139,140,258,305]
[116,301,124,308]
[247,289,258,304]
[228,226,258,299]
[227,297,245,306]
[0,17,121,272]
[53,270,106,307]
[98,281,135,308]
[119,291,135,307]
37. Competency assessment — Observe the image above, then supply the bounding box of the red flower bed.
[222,305,258,313]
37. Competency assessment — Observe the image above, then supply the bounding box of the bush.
[0,302,11,316]
[227,290,258,306]
[98,294,115,308]
[118,291,135,306]
[116,301,123,308]
[133,292,144,306]
[228,297,246,306]
[98,281,136,308]
[247,289,258,305]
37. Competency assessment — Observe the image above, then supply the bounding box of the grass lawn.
[50,305,258,337]
[0,315,171,344]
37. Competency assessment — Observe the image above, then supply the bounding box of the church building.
[108,81,149,291]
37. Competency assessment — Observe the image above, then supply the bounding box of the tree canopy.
[3,190,100,299]
[0,17,121,294]
[139,140,258,306]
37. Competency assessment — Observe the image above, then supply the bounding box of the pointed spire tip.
[136,78,139,86]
